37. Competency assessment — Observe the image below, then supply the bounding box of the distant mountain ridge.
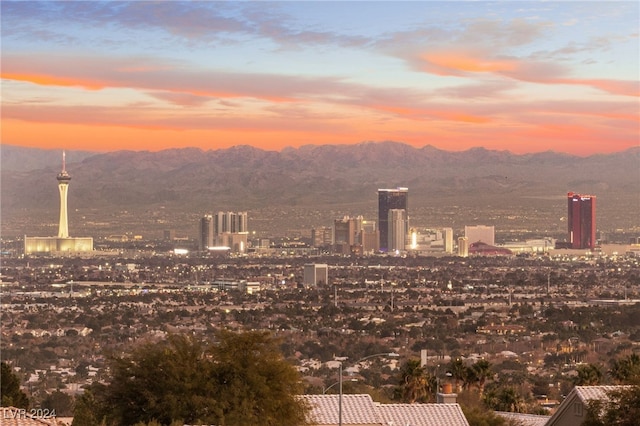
[1,142,638,234]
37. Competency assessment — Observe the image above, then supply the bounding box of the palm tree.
[400,359,431,403]
[448,358,467,392]
[469,359,492,396]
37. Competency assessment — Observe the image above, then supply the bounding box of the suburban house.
[544,385,628,426]
[301,393,470,426]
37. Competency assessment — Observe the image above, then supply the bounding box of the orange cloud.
[372,104,491,124]
[415,49,638,97]
[420,51,518,75]
[552,78,640,97]
[1,72,106,90]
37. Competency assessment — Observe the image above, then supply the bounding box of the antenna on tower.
[62,150,66,172]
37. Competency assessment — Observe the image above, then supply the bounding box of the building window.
[573,402,583,416]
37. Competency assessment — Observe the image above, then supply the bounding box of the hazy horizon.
[3,140,639,158]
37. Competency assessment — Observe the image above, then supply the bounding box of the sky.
[1,1,639,155]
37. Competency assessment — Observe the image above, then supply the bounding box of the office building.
[24,152,93,255]
[568,192,596,249]
[378,187,408,252]
[303,263,328,287]
[465,225,495,246]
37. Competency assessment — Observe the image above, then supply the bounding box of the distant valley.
[2,142,638,239]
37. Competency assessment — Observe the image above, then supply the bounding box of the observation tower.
[23,151,93,256]
[57,151,71,238]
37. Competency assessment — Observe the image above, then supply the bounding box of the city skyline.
[2,1,638,155]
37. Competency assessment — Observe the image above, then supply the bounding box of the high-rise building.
[214,211,248,235]
[567,192,596,249]
[163,229,176,241]
[359,220,379,254]
[57,151,71,238]
[311,227,333,248]
[388,209,407,252]
[378,187,408,252]
[465,225,495,246]
[24,152,93,255]
[199,215,214,251]
[235,211,248,233]
[211,211,249,253]
[457,237,469,257]
[443,227,454,253]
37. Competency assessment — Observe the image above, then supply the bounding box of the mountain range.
[2,142,638,236]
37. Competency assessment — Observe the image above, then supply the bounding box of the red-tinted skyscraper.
[567,192,596,249]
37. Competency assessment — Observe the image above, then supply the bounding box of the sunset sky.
[2,1,638,155]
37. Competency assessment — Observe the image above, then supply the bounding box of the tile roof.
[545,385,631,426]
[302,394,383,425]
[495,411,550,426]
[301,394,471,426]
[376,403,470,426]
[573,385,628,403]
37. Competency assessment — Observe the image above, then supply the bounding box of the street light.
[337,352,400,426]
[323,378,357,394]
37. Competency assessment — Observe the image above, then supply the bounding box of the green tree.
[575,364,603,386]
[468,360,493,397]
[41,390,74,416]
[74,331,308,425]
[397,359,437,403]
[609,354,640,384]
[583,385,640,426]
[1,361,29,409]
[483,387,525,413]
[448,358,468,392]
[457,390,508,426]
[72,387,107,426]
[210,329,308,425]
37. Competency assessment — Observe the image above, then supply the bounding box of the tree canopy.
[584,385,640,426]
[396,359,437,403]
[1,361,29,409]
[73,331,308,426]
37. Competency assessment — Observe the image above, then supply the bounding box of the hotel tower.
[567,192,596,249]
[378,187,408,252]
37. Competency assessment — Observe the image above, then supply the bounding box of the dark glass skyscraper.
[567,192,596,249]
[199,214,214,251]
[378,187,408,252]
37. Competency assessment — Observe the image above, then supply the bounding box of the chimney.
[437,382,457,404]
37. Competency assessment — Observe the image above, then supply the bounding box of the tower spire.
[57,150,71,238]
